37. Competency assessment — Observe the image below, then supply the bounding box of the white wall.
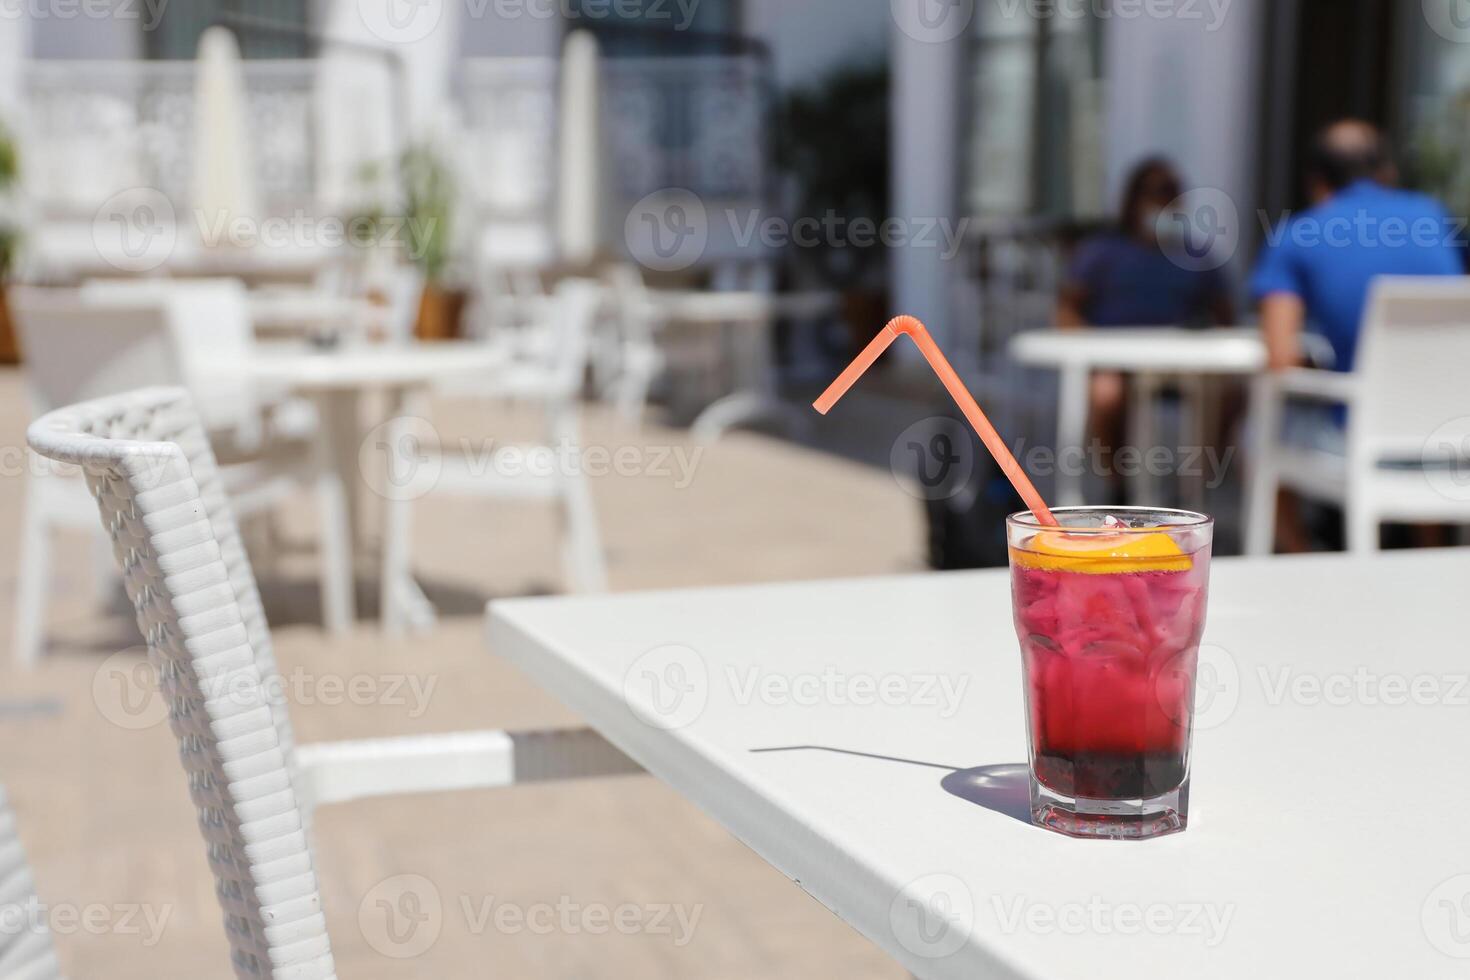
[458,5,563,58]
[890,23,964,348]
[1103,0,1267,278]
[0,14,28,123]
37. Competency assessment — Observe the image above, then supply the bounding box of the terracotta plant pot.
[414,283,467,341]
[0,285,18,364]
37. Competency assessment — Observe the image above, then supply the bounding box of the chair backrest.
[10,286,184,419]
[544,278,604,398]
[79,278,263,446]
[0,786,63,980]
[1353,277,1470,460]
[25,388,332,980]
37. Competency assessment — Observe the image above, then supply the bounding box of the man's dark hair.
[1309,120,1389,191]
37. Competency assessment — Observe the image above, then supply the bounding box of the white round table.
[1010,327,1267,507]
[220,341,510,632]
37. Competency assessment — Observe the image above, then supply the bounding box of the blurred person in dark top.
[1057,157,1236,497]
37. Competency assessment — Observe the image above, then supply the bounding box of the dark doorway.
[1259,0,1399,216]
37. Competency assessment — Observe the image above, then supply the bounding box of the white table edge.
[484,599,1036,980]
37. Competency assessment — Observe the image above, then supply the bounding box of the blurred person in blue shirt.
[1251,118,1466,550]
[1057,158,1235,497]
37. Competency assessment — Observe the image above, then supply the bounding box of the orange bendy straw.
[814,315,1059,527]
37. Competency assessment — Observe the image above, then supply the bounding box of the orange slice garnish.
[1010,530,1192,574]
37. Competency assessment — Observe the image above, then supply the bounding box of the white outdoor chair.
[597,263,667,424]
[9,288,353,668]
[0,786,63,979]
[1246,277,1470,554]
[381,279,609,633]
[79,278,279,451]
[24,387,639,979]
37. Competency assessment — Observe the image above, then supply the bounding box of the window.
[963,5,1105,219]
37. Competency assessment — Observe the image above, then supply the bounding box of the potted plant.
[0,121,20,363]
[399,143,461,340]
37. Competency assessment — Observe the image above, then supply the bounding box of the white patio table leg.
[311,388,358,631]
[1127,371,1161,506]
[1243,373,1282,555]
[1054,360,1089,507]
[1180,373,1212,513]
[379,385,438,636]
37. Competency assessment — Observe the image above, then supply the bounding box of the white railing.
[455,54,770,215]
[22,59,318,218]
[21,53,771,253]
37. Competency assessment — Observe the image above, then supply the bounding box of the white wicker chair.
[0,786,63,980]
[26,387,639,978]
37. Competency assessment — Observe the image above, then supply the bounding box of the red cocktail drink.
[1008,508,1213,840]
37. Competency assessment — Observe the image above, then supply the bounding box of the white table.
[234,342,508,631]
[650,289,838,440]
[488,550,1470,979]
[249,289,376,340]
[1010,328,1267,507]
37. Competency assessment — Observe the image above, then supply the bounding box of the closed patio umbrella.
[191,26,259,242]
[557,30,604,269]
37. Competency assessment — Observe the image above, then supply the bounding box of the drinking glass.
[1007,507,1214,840]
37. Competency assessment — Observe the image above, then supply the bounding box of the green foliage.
[347,144,456,283]
[399,143,455,283]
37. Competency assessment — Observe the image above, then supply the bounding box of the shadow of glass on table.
[751,746,1035,828]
